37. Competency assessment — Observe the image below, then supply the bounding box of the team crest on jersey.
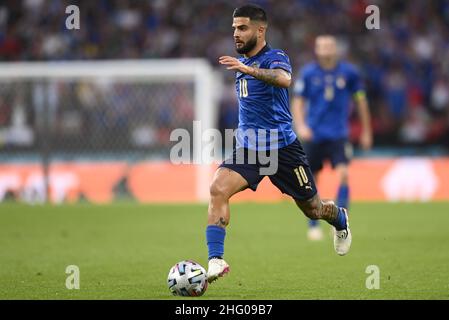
[251,62,260,68]
[336,76,346,89]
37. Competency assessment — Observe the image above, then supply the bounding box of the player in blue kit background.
[206,5,352,284]
[291,35,373,241]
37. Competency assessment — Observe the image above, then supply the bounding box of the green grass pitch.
[0,201,448,299]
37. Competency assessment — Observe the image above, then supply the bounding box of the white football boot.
[333,208,352,256]
[207,258,230,283]
[307,226,324,241]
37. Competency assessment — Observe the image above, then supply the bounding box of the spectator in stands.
[0,0,448,149]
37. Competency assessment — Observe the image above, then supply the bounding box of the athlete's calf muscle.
[208,168,248,228]
[295,194,338,223]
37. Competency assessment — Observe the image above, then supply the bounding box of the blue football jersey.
[235,45,296,151]
[293,61,365,142]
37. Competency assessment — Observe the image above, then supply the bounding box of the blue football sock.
[333,207,348,231]
[206,225,226,260]
[308,219,319,228]
[337,184,349,209]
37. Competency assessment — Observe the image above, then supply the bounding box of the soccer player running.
[206,5,351,284]
[291,35,372,241]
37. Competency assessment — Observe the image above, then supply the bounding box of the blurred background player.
[291,35,373,241]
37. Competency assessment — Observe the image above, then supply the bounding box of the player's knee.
[209,180,229,200]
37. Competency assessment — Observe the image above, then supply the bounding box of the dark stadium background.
[1,0,448,151]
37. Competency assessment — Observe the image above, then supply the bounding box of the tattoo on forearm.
[249,67,289,87]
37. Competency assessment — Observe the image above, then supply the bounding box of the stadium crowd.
[0,0,449,150]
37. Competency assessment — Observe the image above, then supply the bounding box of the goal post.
[0,59,221,203]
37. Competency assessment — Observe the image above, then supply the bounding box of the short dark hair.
[233,4,267,23]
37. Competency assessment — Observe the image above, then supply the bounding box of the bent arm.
[218,56,291,88]
[247,67,292,88]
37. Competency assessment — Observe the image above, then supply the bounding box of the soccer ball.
[167,260,208,297]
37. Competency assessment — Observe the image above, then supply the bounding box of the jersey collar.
[243,44,271,61]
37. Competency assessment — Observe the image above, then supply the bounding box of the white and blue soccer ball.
[167,260,208,297]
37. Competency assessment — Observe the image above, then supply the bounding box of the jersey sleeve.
[266,51,292,74]
[348,65,366,99]
[293,68,309,98]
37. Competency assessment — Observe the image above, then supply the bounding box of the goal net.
[0,59,220,203]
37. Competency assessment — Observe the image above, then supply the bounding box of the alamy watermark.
[65,5,80,30]
[170,121,280,175]
[365,5,380,30]
[65,265,80,290]
[365,265,380,289]
[64,4,378,31]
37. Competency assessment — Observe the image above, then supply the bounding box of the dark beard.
[236,36,258,55]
